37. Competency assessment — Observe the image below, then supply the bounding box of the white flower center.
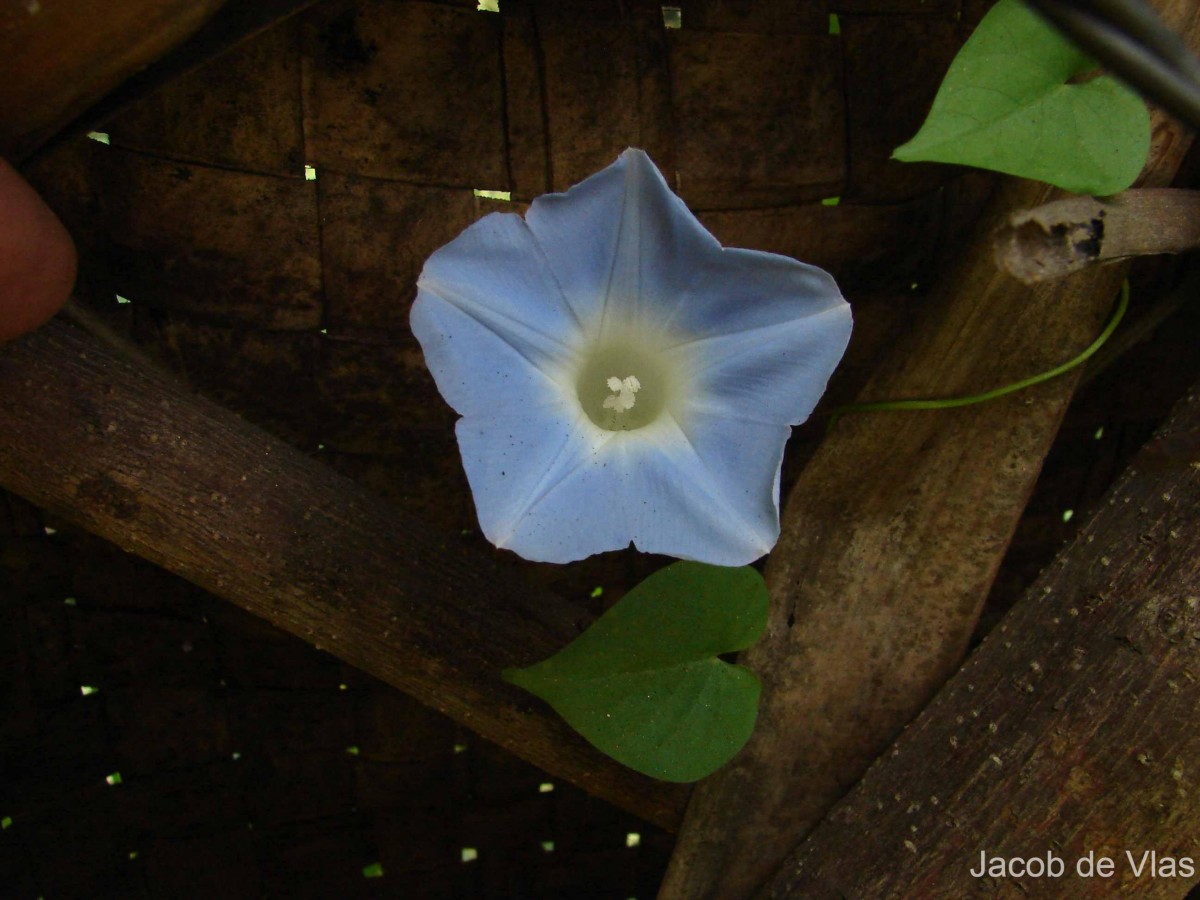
[575,338,675,433]
[602,375,641,412]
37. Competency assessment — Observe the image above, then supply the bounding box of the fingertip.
[0,157,77,342]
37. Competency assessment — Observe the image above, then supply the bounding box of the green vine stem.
[829,280,1130,430]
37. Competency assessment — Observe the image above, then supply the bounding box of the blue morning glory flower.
[411,149,852,566]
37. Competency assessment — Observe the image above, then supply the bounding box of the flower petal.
[412,286,570,419]
[413,212,584,417]
[660,247,851,348]
[459,409,784,565]
[672,299,852,427]
[526,149,849,359]
[525,149,722,329]
[456,407,613,557]
[640,414,785,563]
[418,211,583,357]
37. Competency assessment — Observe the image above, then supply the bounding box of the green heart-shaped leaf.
[894,0,1149,195]
[503,561,768,783]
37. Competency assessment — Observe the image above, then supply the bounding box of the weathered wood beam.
[51,0,326,157]
[660,3,1200,894]
[0,0,232,161]
[0,318,689,830]
[763,375,1200,898]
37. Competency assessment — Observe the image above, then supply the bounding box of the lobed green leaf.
[894,0,1149,195]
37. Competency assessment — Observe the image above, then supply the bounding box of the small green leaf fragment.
[893,0,1149,195]
[362,862,384,878]
[828,13,840,35]
[503,561,768,782]
[820,196,840,207]
[1,816,12,829]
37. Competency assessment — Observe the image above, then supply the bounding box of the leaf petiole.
[829,280,1129,429]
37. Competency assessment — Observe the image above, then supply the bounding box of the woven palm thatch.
[0,0,1043,896]
[28,0,978,547]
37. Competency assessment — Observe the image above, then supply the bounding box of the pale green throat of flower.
[575,341,672,432]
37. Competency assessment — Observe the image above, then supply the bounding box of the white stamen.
[602,375,641,412]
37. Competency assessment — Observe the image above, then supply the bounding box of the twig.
[994,188,1200,283]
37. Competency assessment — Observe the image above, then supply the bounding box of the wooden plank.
[105,19,305,177]
[312,336,453,445]
[500,1,550,199]
[138,323,323,449]
[300,0,507,186]
[312,340,471,535]
[0,319,689,831]
[660,3,1200,895]
[629,0,676,179]
[764,376,1200,898]
[840,13,966,202]
[536,0,643,192]
[317,173,477,335]
[0,0,230,160]
[668,30,844,209]
[832,0,958,13]
[98,149,323,331]
[677,0,829,34]
[69,0,325,155]
[697,193,942,292]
